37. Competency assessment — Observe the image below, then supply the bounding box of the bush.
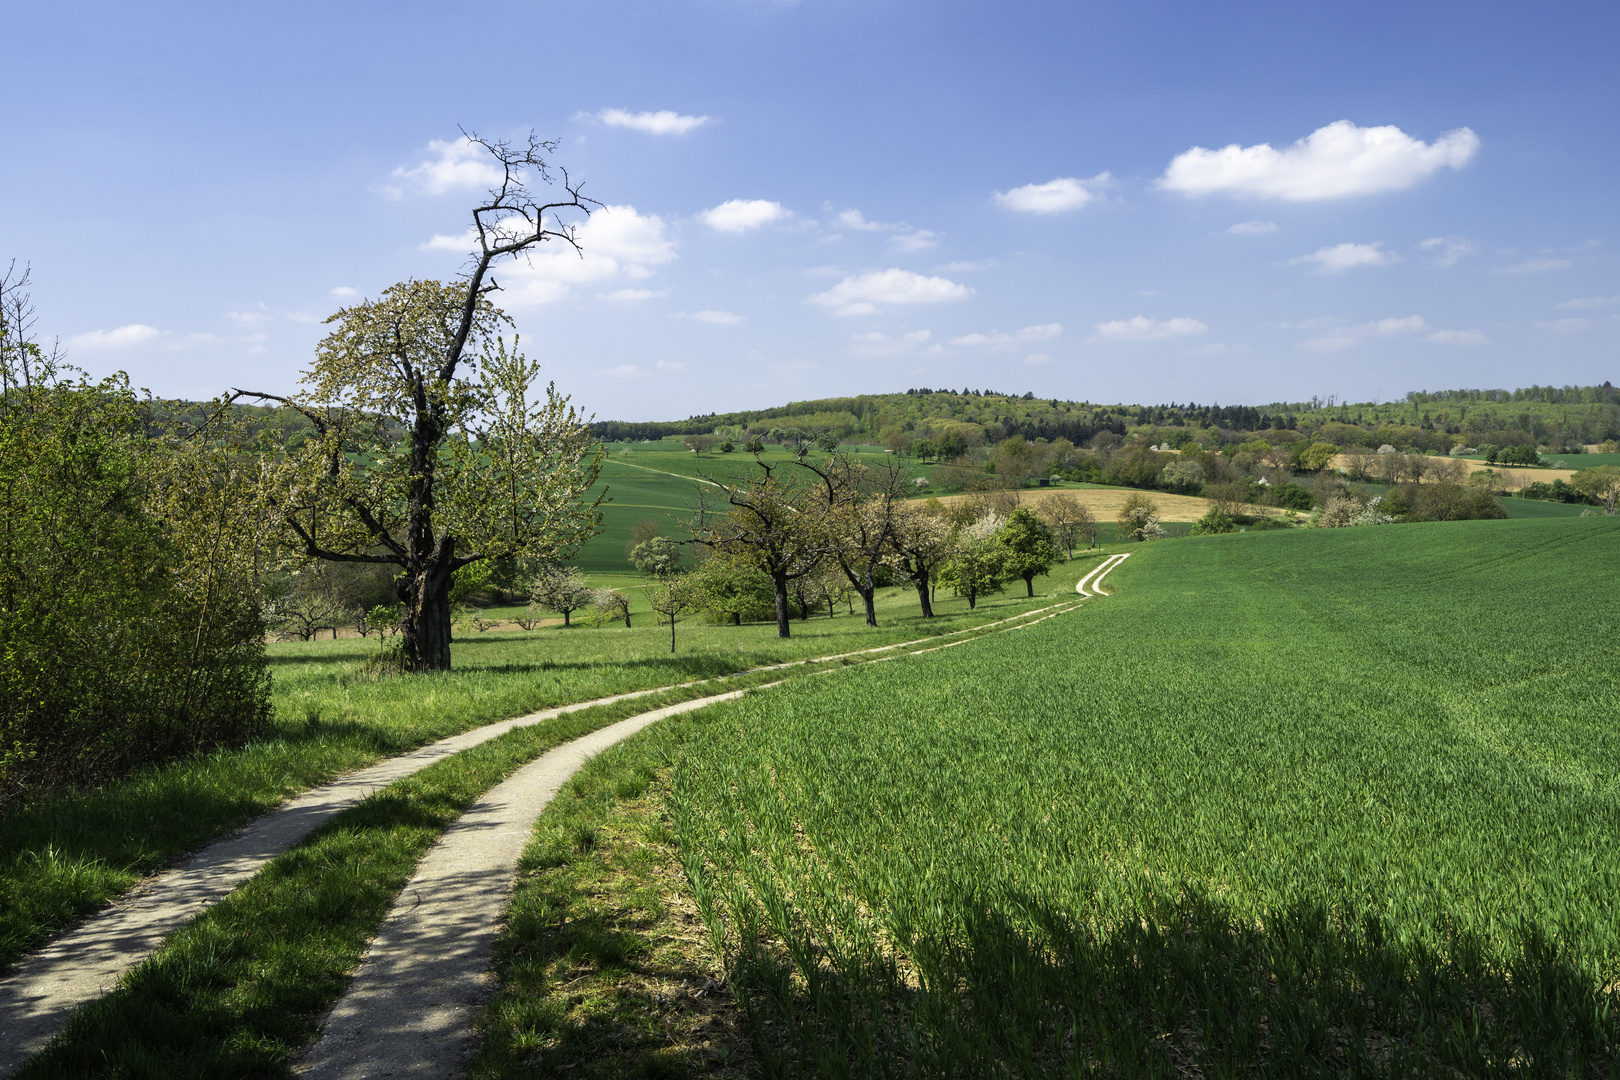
[0,370,270,804]
[1189,506,1237,535]
[1271,482,1313,511]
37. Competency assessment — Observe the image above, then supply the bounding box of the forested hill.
[590,383,1620,454]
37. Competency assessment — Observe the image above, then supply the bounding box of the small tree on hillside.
[1571,465,1620,514]
[688,549,776,625]
[1036,492,1094,558]
[645,573,697,652]
[939,514,1009,610]
[625,518,665,561]
[886,501,952,617]
[998,506,1057,597]
[1117,491,1163,542]
[528,564,594,627]
[818,455,909,627]
[690,459,828,638]
[630,536,683,574]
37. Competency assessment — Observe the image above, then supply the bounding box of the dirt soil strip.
[0,604,1069,1069]
[293,687,758,1080]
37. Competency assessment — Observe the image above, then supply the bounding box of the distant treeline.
[591,382,1620,453]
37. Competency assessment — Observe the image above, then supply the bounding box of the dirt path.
[1076,552,1131,596]
[0,683,713,1074]
[292,591,1109,1077]
[293,688,757,1079]
[0,602,1080,1072]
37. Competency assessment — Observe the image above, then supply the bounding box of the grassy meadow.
[654,518,1620,1076]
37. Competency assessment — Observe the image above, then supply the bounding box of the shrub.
[0,369,270,803]
[1189,506,1237,535]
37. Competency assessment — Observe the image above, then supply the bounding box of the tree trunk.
[563,609,570,627]
[914,576,934,617]
[772,573,791,638]
[669,616,676,653]
[401,563,454,672]
[858,586,877,627]
[1025,575,1035,598]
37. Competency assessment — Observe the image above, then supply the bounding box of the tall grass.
[673,519,1620,1076]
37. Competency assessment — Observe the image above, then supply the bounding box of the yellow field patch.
[928,486,1279,522]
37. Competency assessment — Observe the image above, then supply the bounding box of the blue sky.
[7,0,1617,420]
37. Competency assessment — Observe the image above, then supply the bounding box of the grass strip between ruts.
[13,675,783,1080]
[469,688,756,1079]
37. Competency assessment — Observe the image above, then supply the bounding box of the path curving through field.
[292,687,761,1079]
[1076,552,1131,597]
[0,600,1080,1072]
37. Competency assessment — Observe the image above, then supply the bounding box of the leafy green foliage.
[996,506,1056,596]
[0,294,268,803]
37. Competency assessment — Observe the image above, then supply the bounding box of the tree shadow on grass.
[730,888,1617,1079]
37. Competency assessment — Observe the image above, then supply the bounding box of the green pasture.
[1502,496,1595,518]
[672,518,1620,1075]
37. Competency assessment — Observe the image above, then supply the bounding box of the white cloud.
[837,209,890,231]
[949,323,1062,348]
[807,269,974,316]
[674,309,743,324]
[428,205,676,306]
[1159,121,1478,201]
[1557,295,1620,309]
[1536,318,1591,333]
[936,259,998,272]
[1022,353,1052,365]
[598,288,666,302]
[226,307,271,326]
[699,199,788,233]
[599,364,646,379]
[1419,235,1476,267]
[890,229,939,253]
[388,136,504,196]
[1297,314,1438,351]
[1428,329,1487,344]
[1227,220,1279,235]
[590,108,711,135]
[1364,315,1429,335]
[833,209,938,252]
[993,173,1110,213]
[850,329,933,356]
[67,324,164,351]
[1288,241,1403,273]
[655,360,686,372]
[1493,257,1573,275]
[330,286,359,298]
[1091,316,1208,342]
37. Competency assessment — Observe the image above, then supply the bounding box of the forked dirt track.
[0,595,1099,1074]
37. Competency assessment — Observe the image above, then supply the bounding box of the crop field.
[671,518,1620,1076]
[1501,497,1594,519]
[930,484,1248,523]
